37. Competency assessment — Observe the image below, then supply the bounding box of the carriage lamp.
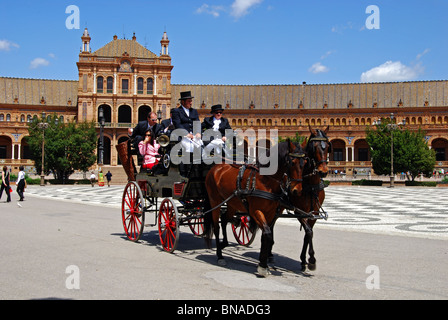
[157,108,162,123]
[98,106,105,165]
[37,111,49,186]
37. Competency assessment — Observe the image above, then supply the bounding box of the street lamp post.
[157,108,162,124]
[98,106,105,165]
[37,112,49,186]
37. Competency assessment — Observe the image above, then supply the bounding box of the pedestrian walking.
[16,166,26,201]
[105,171,112,187]
[0,166,11,202]
[90,171,96,187]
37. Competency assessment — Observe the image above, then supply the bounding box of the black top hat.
[179,91,194,100]
[211,104,224,114]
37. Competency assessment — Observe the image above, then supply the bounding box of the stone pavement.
[22,184,448,240]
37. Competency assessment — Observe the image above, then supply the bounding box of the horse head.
[305,125,331,178]
[285,140,307,197]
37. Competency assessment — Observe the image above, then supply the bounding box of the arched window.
[107,77,113,93]
[137,78,144,94]
[97,76,104,93]
[147,78,154,94]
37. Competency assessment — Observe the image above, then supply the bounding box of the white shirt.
[181,105,190,117]
[16,171,25,183]
[212,117,221,131]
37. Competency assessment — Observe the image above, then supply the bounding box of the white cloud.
[360,61,423,83]
[196,4,225,17]
[231,0,263,18]
[0,39,19,51]
[309,62,329,74]
[30,57,50,69]
[416,48,430,60]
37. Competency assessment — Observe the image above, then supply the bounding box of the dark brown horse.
[290,126,331,271]
[204,140,306,276]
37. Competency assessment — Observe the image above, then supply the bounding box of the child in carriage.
[138,129,161,173]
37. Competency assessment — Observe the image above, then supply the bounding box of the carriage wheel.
[122,181,145,242]
[232,215,257,246]
[189,217,205,237]
[158,198,179,253]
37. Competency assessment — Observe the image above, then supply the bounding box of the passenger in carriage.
[138,129,161,173]
[128,112,163,150]
[201,104,232,160]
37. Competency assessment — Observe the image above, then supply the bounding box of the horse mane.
[258,140,302,177]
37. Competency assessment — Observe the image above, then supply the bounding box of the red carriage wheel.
[232,215,257,246]
[189,217,205,237]
[121,181,145,242]
[158,198,179,253]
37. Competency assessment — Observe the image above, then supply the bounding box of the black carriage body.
[136,164,210,201]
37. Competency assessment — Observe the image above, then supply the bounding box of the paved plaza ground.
[1,184,447,300]
[21,184,448,240]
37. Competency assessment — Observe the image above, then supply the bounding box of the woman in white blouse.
[16,166,26,201]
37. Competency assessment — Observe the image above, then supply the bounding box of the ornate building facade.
[1,29,447,177]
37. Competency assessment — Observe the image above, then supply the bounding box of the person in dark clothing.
[0,166,11,203]
[171,91,202,177]
[16,166,26,201]
[201,104,232,159]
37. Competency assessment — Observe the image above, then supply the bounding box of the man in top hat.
[201,104,232,159]
[171,91,200,135]
[171,91,202,176]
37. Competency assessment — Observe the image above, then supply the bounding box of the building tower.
[160,31,169,56]
[81,28,91,53]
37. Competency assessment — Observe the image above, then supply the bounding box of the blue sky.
[0,0,447,85]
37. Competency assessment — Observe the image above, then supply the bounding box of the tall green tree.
[27,114,97,183]
[366,118,435,181]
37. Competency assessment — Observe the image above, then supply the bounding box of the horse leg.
[220,208,232,249]
[307,221,317,270]
[251,209,273,277]
[213,210,227,266]
[267,220,276,266]
[299,219,312,271]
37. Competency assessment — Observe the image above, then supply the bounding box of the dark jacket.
[171,106,200,133]
[201,116,232,137]
[131,120,163,140]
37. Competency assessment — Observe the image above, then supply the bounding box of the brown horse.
[204,140,306,276]
[289,126,331,271]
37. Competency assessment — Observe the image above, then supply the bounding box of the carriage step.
[145,224,157,227]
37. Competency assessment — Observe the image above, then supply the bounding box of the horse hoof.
[308,263,316,271]
[301,263,307,272]
[217,259,227,266]
[256,265,271,277]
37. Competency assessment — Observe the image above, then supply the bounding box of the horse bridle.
[305,133,331,177]
[282,148,307,192]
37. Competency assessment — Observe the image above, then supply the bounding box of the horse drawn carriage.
[117,132,258,253]
[117,126,331,275]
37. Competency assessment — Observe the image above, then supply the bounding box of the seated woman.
[138,129,161,172]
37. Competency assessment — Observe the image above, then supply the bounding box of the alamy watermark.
[365,265,380,290]
[169,125,279,176]
[65,265,80,290]
[365,5,380,30]
[66,5,80,30]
